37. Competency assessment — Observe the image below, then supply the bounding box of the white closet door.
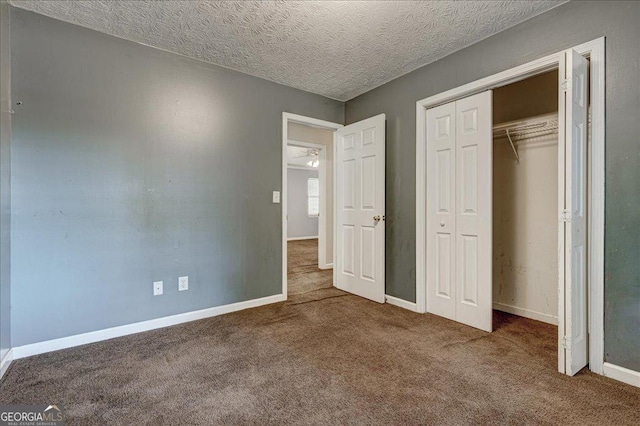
[562,49,589,376]
[335,114,386,303]
[426,102,457,320]
[426,91,493,332]
[454,92,493,332]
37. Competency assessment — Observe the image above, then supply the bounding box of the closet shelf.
[493,114,559,164]
[493,118,559,140]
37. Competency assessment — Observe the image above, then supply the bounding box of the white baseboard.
[287,236,318,241]
[318,263,333,270]
[12,294,286,360]
[385,295,418,312]
[603,362,640,388]
[0,348,13,379]
[493,302,558,325]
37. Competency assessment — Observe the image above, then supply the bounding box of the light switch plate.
[272,191,280,203]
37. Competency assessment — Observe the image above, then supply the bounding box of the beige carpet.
[287,238,339,299]
[1,239,639,424]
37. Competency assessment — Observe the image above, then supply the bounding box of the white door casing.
[426,92,493,332]
[335,114,386,303]
[561,49,589,376]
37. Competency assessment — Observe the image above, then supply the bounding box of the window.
[307,177,320,217]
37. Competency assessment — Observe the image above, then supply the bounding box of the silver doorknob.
[373,215,381,222]
[440,221,445,227]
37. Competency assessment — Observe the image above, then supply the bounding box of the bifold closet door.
[454,92,493,332]
[426,102,457,320]
[426,91,493,332]
[561,49,589,376]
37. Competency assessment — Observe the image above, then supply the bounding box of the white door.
[426,91,493,332]
[454,92,493,332]
[335,114,386,303]
[561,49,589,376]
[426,102,457,320]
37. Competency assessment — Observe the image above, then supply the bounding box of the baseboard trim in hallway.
[11,294,286,360]
[287,236,318,241]
[0,349,13,379]
[385,295,418,312]
[603,362,640,388]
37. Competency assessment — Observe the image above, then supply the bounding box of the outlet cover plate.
[153,281,163,296]
[179,276,189,291]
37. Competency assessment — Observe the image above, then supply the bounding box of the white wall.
[493,115,559,324]
[287,168,319,239]
[288,123,333,259]
[492,73,559,325]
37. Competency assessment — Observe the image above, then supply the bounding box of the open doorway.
[282,114,342,298]
[282,112,387,303]
[491,70,561,355]
[287,125,334,270]
[492,71,560,322]
[286,138,330,298]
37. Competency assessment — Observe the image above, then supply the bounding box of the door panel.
[362,155,376,209]
[436,234,453,298]
[564,49,589,376]
[361,226,376,281]
[342,225,355,276]
[454,92,493,332]
[426,92,492,332]
[461,235,478,305]
[343,159,356,209]
[426,102,457,320]
[336,114,386,303]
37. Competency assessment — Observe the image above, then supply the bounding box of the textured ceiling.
[10,1,566,101]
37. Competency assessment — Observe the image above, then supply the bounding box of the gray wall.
[10,8,343,346]
[345,1,640,370]
[287,168,319,239]
[0,0,11,360]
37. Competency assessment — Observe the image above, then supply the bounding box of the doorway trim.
[282,113,343,297]
[415,38,605,374]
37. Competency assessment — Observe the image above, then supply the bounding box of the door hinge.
[560,210,571,222]
[562,336,569,349]
[561,79,570,92]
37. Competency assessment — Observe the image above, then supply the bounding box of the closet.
[425,73,562,332]
[492,71,560,326]
[423,48,591,376]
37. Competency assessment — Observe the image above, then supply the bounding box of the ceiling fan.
[290,148,320,168]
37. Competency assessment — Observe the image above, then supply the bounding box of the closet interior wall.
[492,71,560,325]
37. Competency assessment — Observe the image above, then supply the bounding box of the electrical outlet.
[178,276,189,291]
[153,281,163,296]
